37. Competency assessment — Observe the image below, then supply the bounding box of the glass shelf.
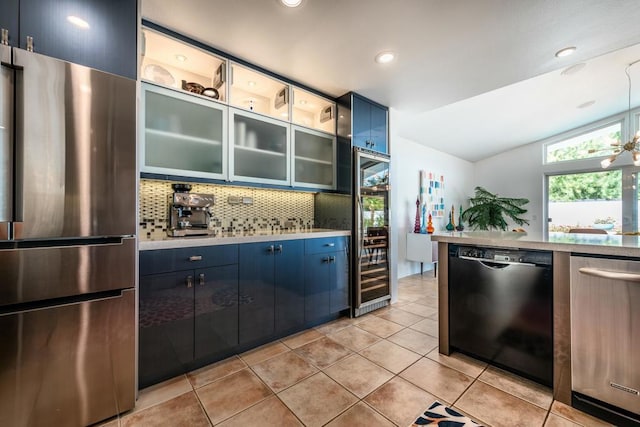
[291,126,335,189]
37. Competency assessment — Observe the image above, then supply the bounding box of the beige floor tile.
[217,395,303,427]
[479,365,553,410]
[324,354,394,398]
[550,401,614,427]
[399,357,474,403]
[387,328,438,355]
[377,308,425,326]
[251,351,318,393]
[196,369,272,424]
[327,325,381,352]
[456,381,547,427]
[325,401,395,427]
[95,418,119,427]
[121,391,210,427]
[425,348,487,378]
[314,316,354,335]
[409,317,439,337]
[397,302,437,317]
[187,355,247,389]
[545,413,583,427]
[281,328,325,349]
[278,372,358,427]
[133,375,193,413]
[413,296,439,308]
[364,376,437,426]
[350,312,379,325]
[240,342,290,366]
[356,316,405,338]
[294,336,352,369]
[359,340,422,374]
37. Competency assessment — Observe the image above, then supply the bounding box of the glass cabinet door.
[141,83,227,180]
[292,126,335,189]
[292,88,335,134]
[230,108,290,185]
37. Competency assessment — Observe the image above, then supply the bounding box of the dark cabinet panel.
[239,242,275,345]
[19,0,137,78]
[304,253,331,325]
[275,240,305,334]
[0,0,19,47]
[349,94,388,154]
[194,265,239,361]
[330,248,350,313]
[369,103,388,154]
[352,96,371,150]
[139,272,194,388]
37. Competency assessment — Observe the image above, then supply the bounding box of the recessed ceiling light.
[280,112,289,117]
[555,46,576,58]
[375,51,395,64]
[175,54,187,62]
[299,99,307,105]
[561,63,586,76]
[67,15,90,29]
[248,81,256,87]
[281,0,302,7]
[577,100,595,109]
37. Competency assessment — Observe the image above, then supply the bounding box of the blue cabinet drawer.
[140,245,239,275]
[305,236,348,255]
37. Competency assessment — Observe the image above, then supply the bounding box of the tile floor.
[106,274,613,427]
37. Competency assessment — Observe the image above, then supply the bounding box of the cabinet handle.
[26,36,33,52]
[186,275,193,288]
[199,273,205,286]
[267,245,275,253]
[323,257,331,263]
[325,243,335,247]
[275,244,283,253]
[189,255,202,262]
[1,29,8,46]
[365,140,370,147]
[329,256,336,263]
[370,141,376,148]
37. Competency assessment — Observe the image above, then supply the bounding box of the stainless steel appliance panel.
[0,237,135,306]
[0,44,13,226]
[12,48,136,240]
[0,288,135,427]
[571,256,640,418]
[354,149,390,313]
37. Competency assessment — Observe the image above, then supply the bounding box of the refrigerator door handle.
[0,45,14,235]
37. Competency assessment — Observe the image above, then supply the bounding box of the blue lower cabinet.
[239,243,276,346]
[304,253,332,325]
[139,271,195,389]
[275,240,305,334]
[330,248,350,313]
[194,265,239,361]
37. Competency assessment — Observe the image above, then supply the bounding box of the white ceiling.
[142,0,640,162]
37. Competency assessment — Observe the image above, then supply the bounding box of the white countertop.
[430,231,640,257]
[139,228,351,251]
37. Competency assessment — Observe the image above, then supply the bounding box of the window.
[545,122,621,164]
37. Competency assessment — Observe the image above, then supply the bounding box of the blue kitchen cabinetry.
[138,245,239,388]
[304,236,350,326]
[15,0,137,79]
[238,239,305,347]
[0,0,18,47]
[352,95,388,154]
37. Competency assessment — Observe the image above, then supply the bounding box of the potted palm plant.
[461,186,529,231]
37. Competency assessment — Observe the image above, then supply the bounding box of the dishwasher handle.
[458,255,537,267]
[578,267,640,282]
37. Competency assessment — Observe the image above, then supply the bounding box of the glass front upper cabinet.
[292,126,335,189]
[229,108,290,185]
[229,63,289,120]
[141,27,227,102]
[141,83,227,180]
[292,88,335,134]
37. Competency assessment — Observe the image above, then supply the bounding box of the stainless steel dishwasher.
[571,255,640,427]
[449,244,553,387]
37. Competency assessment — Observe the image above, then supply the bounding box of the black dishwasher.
[449,244,553,387]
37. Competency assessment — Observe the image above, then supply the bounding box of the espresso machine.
[167,183,215,237]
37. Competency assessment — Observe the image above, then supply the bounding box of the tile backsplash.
[139,179,314,238]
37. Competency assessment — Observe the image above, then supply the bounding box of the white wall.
[390,111,475,288]
[473,141,545,233]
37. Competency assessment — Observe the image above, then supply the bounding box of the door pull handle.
[267,245,275,253]
[579,267,640,282]
[275,244,283,253]
[325,243,335,247]
[186,275,193,288]
[189,255,202,262]
[199,273,205,286]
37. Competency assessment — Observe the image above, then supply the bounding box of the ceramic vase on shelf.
[420,204,427,234]
[427,213,434,234]
[445,205,455,231]
[414,198,421,233]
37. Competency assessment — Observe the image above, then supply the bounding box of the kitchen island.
[431,231,640,423]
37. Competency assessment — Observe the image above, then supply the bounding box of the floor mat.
[411,401,483,426]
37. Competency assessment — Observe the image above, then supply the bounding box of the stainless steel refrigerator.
[353,148,391,317]
[0,44,136,426]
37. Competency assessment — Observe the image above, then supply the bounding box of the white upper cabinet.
[229,63,289,120]
[292,88,335,134]
[141,28,227,102]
